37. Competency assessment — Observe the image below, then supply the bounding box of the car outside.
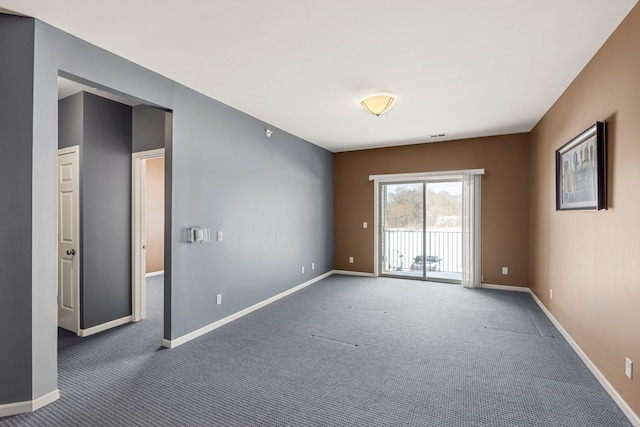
[411,255,441,272]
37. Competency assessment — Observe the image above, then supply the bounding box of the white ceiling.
[1,0,637,152]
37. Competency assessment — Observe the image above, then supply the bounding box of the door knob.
[66,249,76,256]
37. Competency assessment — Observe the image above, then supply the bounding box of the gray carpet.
[1,275,632,426]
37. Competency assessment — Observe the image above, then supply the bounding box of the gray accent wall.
[0,14,35,405]
[133,105,167,152]
[167,92,333,338]
[59,92,134,329]
[0,13,333,409]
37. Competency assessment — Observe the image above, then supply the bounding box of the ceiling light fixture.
[360,94,395,117]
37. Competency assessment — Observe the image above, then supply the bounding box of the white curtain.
[461,174,482,288]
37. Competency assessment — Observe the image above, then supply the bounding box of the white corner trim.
[163,271,334,349]
[486,283,639,426]
[333,270,376,277]
[0,389,59,418]
[78,315,132,337]
[527,290,640,427]
[146,270,164,278]
[481,283,531,292]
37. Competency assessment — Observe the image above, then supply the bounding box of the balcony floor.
[382,269,461,283]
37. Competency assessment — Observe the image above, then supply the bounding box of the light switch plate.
[217,231,223,241]
[363,222,368,228]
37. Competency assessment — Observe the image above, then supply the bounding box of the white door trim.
[132,148,164,322]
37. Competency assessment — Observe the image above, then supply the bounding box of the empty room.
[0,1,639,426]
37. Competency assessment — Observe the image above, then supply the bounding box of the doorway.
[132,149,165,321]
[57,75,171,337]
[380,178,463,283]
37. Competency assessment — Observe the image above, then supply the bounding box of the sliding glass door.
[380,178,462,283]
[381,182,423,276]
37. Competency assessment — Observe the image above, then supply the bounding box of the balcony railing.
[382,230,462,273]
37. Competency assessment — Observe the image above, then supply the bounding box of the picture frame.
[556,122,606,211]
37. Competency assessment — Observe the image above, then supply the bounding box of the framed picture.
[556,122,606,211]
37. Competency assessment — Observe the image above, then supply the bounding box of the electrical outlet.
[312,262,315,270]
[550,289,553,300]
[216,294,222,305]
[626,357,633,379]
[301,266,305,274]
[216,231,223,241]
[363,222,368,228]
[502,267,508,275]
[349,257,354,263]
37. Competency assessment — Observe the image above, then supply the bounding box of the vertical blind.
[461,174,482,288]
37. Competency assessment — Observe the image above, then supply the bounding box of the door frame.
[370,169,484,278]
[132,148,165,322]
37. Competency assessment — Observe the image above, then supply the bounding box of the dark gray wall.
[1,13,333,407]
[59,92,133,329]
[0,14,34,404]
[58,93,83,148]
[164,112,173,337]
[82,93,133,328]
[133,105,166,152]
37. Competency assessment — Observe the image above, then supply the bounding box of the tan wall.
[146,157,164,273]
[334,133,530,286]
[529,2,640,416]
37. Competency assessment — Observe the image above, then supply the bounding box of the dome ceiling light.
[360,94,395,117]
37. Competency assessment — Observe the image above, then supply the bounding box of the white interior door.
[58,146,80,333]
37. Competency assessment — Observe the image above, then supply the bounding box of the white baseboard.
[146,270,164,278]
[333,270,376,277]
[163,271,334,349]
[527,290,640,426]
[487,284,639,426]
[481,283,530,292]
[0,389,59,418]
[78,315,132,337]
